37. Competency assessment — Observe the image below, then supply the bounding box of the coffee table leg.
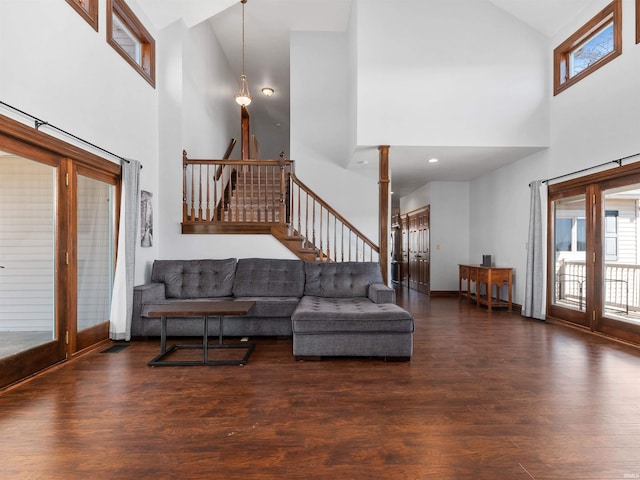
[161,316,167,354]
[218,315,223,345]
[203,315,208,363]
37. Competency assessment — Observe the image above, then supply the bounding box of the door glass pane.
[77,175,115,332]
[601,185,640,324]
[552,195,587,311]
[0,152,56,358]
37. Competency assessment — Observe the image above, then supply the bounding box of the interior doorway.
[401,206,430,294]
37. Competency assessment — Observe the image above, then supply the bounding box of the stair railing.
[183,150,292,224]
[289,172,379,262]
[182,151,379,262]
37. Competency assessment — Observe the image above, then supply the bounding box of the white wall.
[401,182,470,291]
[355,0,549,148]
[155,18,295,275]
[290,31,379,242]
[467,0,640,305]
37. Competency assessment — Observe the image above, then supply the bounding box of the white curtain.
[522,180,547,320]
[109,160,141,340]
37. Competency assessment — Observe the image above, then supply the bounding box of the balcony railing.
[555,260,640,315]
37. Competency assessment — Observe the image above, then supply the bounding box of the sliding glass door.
[598,179,640,341]
[75,171,116,353]
[548,167,640,345]
[0,150,66,387]
[0,115,121,388]
[550,190,590,327]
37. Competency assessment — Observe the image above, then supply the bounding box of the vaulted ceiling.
[135,0,594,198]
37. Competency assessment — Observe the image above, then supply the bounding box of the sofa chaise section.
[292,262,414,360]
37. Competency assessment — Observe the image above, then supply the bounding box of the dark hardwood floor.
[2,289,640,479]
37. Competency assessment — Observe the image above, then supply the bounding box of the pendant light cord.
[241,0,247,76]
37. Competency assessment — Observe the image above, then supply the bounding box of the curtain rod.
[529,152,640,187]
[0,100,141,168]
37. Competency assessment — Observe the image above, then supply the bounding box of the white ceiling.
[134,0,594,198]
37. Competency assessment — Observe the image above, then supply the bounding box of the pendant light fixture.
[235,0,252,106]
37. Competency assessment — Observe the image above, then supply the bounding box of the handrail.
[290,172,379,256]
[181,153,380,263]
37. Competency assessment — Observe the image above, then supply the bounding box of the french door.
[549,165,640,345]
[0,115,119,388]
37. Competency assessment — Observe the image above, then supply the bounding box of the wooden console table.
[459,264,513,311]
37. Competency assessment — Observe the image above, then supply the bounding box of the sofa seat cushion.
[233,258,305,297]
[292,296,414,333]
[232,296,300,318]
[151,259,237,299]
[140,297,233,318]
[303,262,384,298]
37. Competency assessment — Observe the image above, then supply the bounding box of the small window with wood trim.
[553,0,621,95]
[637,0,640,44]
[66,0,98,31]
[107,0,156,88]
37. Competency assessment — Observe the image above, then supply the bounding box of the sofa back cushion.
[303,262,383,298]
[232,258,305,297]
[151,259,237,299]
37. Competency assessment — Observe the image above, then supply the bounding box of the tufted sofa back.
[303,262,383,298]
[151,259,237,299]
[232,258,305,297]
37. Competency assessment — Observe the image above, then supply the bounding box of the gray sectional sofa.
[132,258,414,360]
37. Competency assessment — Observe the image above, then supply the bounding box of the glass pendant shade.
[235,74,252,106]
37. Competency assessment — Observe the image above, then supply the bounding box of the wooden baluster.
[304,192,309,246]
[213,168,218,221]
[333,215,337,262]
[241,167,246,222]
[182,155,188,222]
[257,165,262,222]
[198,164,203,221]
[341,223,345,262]
[249,165,254,222]
[190,162,195,221]
[205,164,211,221]
[234,168,239,222]
[312,198,316,253]
[326,209,331,261]
[278,159,286,225]
[297,184,302,237]
[266,166,271,222]
[318,205,324,262]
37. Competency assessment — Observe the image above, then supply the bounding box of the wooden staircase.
[181,153,379,264]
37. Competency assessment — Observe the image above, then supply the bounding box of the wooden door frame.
[0,114,120,388]
[547,161,640,345]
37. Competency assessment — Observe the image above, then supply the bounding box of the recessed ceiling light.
[428,158,439,163]
[261,87,274,96]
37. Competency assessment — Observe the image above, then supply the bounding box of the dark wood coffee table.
[147,300,255,366]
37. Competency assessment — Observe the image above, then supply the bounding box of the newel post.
[182,150,188,222]
[278,152,287,225]
[379,145,390,284]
